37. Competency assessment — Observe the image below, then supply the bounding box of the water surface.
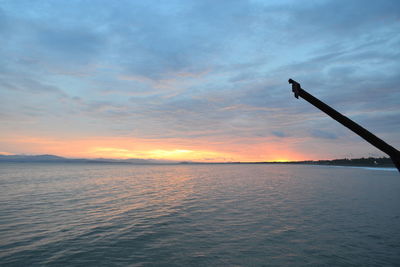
[0,163,399,266]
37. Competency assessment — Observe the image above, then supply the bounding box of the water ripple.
[0,163,399,266]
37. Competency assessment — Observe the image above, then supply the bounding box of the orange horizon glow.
[0,135,311,162]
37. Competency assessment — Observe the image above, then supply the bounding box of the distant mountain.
[0,154,175,164]
[0,154,395,168]
[0,154,68,162]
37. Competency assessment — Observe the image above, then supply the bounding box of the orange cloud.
[0,151,14,155]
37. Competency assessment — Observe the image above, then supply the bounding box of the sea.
[0,163,399,266]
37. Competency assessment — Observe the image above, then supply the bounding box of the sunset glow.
[0,134,311,162]
[89,147,230,162]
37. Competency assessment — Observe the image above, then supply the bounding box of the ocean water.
[0,163,399,266]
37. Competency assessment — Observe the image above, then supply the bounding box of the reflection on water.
[0,163,399,266]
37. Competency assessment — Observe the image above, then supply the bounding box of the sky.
[0,0,399,162]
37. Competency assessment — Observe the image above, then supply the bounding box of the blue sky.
[0,0,399,161]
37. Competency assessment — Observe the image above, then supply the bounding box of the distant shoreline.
[0,154,396,169]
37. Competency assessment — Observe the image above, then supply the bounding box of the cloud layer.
[1,0,399,161]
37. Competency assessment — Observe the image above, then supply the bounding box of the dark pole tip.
[288,78,300,99]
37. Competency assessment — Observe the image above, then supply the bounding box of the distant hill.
[0,154,395,168]
[0,154,68,162]
[0,154,174,164]
[268,157,395,168]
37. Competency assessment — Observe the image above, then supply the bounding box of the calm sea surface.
[0,163,399,266]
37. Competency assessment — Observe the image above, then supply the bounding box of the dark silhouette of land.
[289,79,400,172]
[0,154,396,168]
[0,154,172,164]
[188,157,396,168]
[259,157,395,168]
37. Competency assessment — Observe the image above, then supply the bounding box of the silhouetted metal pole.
[288,79,400,172]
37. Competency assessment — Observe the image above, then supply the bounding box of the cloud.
[280,0,400,42]
[0,0,399,160]
[272,131,287,138]
[311,129,338,140]
[36,26,103,63]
